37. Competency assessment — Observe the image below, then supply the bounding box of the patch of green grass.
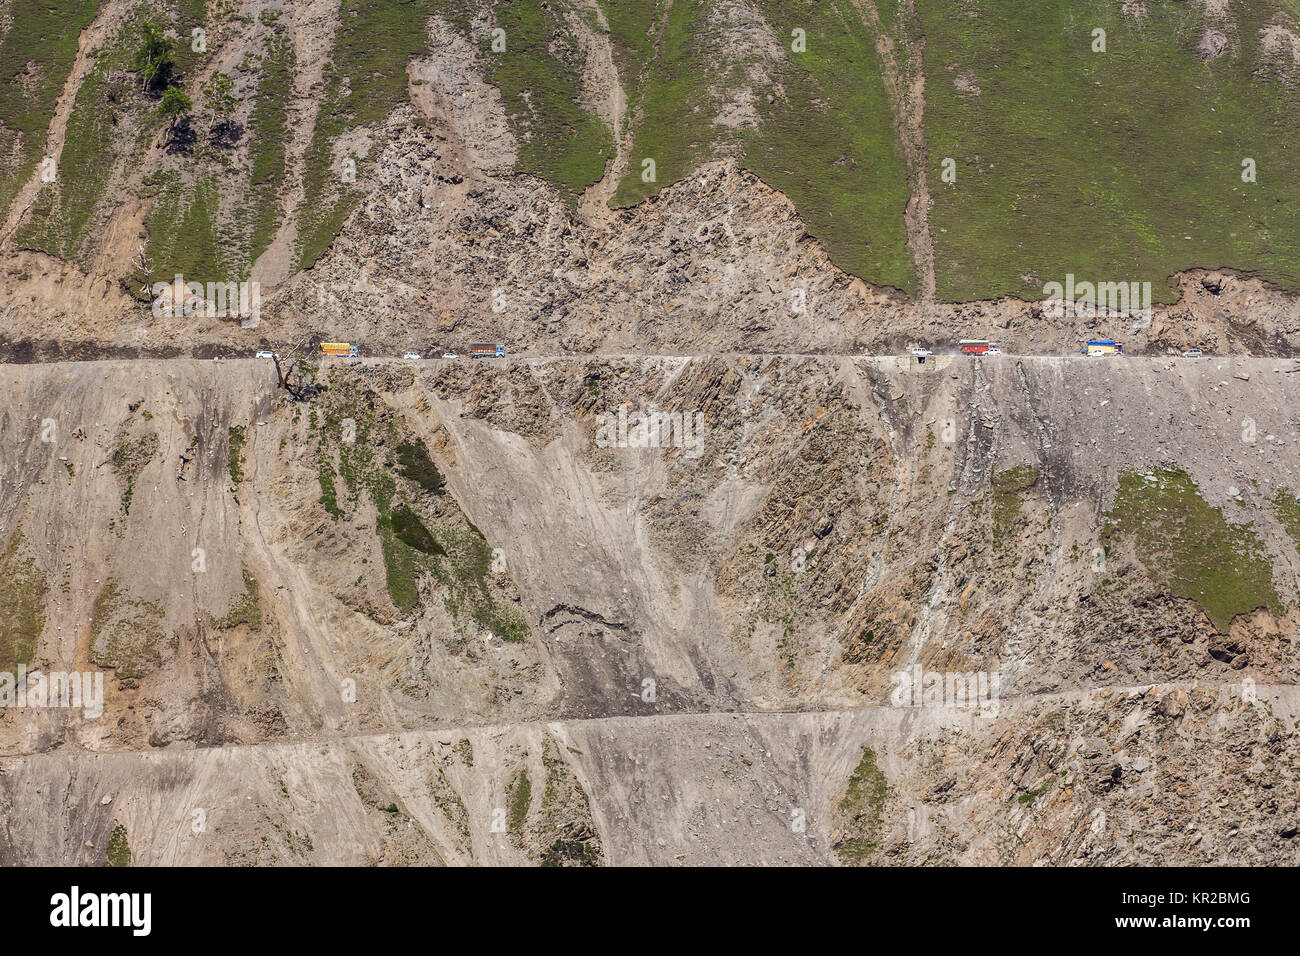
[294,0,439,268]
[598,0,661,91]
[378,525,421,613]
[436,524,528,642]
[395,440,444,494]
[1272,489,1300,552]
[169,0,210,78]
[540,744,564,812]
[144,170,228,285]
[227,424,247,487]
[318,458,343,517]
[991,465,1038,546]
[1018,782,1051,806]
[920,0,1300,302]
[748,570,799,669]
[599,1,913,288]
[744,0,914,292]
[506,766,531,839]
[218,568,261,630]
[533,743,602,865]
[1104,469,1281,631]
[15,16,143,261]
[0,0,101,216]
[17,3,202,264]
[378,498,525,635]
[429,767,470,841]
[105,823,131,867]
[0,531,47,673]
[456,0,613,197]
[608,0,715,207]
[835,746,889,865]
[244,32,294,271]
[390,504,447,556]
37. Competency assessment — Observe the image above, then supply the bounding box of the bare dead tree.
[133,244,153,300]
[272,335,320,401]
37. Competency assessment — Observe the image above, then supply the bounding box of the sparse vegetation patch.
[0,531,47,673]
[1104,469,1281,632]
[834,746,890,865]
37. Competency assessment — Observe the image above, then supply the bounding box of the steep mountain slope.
[0,354,1297,864]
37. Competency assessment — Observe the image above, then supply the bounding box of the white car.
[442,352,458,359]
[908,346,932,357]
[255,350,275,359]
[986,346,1002,355]
[1182,348,1203,358]
[403,351,421,361]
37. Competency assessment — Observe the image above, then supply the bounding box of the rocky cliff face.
[0,354,1296,864]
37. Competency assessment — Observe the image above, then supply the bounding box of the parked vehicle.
[1182,348,1203,358]
[255,350,275,359]
[403,351,421,361]
[986,346,1002,355]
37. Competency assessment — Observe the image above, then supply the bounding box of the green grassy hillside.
[920,0,1300,302]
[3,0,1300,303]
[0,0,101,220]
